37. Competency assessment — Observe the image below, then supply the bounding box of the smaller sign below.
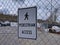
[22,30,32,34]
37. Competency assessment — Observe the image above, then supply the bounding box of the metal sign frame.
[18,6,37,40]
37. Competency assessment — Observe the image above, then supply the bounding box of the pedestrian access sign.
[18,6,37,39]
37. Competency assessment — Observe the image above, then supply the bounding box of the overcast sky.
[0,0,60,22]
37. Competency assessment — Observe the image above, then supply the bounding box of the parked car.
[52,26,60,32]
[0,22,2,26]
[0,21,10,26]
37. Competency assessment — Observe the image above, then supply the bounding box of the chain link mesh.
[0,0,60,21]
[0,0,60,45]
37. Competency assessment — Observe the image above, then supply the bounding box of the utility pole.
[53,8,58,22]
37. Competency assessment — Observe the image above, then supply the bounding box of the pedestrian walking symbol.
[18,6,37,39]
[24,12,29,20]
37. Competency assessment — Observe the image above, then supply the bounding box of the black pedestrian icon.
[24,12,29,20]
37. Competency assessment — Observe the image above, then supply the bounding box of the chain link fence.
[0,0,60,22]
[0,0,60,45]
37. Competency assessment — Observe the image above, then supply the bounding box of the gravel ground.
[0,26,60,45]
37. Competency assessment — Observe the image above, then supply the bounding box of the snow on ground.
[10,22,18,27]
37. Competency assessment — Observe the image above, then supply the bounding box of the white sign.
[18,6,37,39]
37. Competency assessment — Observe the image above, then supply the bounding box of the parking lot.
[0,26,60,45]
